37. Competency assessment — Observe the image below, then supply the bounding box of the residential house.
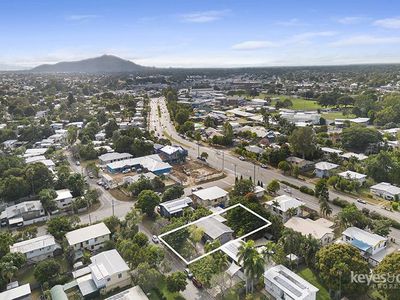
[159,197,193,218]
[254,186,265,198]
[104,286,149,300]
[338,171,367,185]
[198,217,234,245]
[10,234,61,263]
[314,161,339,178]
[266,195,305,222]
[71,249,131,298]
[286,156,315,172]
[340,152,368,161]
[66,222,111,253]
[284,217,334,245]
[0,283,31,300]
[192,186,229,207]
[0,201,47,227]
[264,265,319,300]
[370,182,400,201]
[55,189,73,209]
[341,227,388,266]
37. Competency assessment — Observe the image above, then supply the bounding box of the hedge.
[299,186,314,196]
[332,197,351,208]
[279,181,300,190]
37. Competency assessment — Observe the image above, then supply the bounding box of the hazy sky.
[2,0,400,68]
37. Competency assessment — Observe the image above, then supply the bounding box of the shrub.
[332,197,351,208]
[299,186,314,196]
[279,181,299,190]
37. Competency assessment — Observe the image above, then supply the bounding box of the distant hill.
[30,55,150,73]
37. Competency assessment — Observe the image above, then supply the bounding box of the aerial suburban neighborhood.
[1,1,400,300]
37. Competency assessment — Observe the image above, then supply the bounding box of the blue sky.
[2,0,400,68]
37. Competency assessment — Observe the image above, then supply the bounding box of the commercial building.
[99,152,133,165]
[106,154,172,175]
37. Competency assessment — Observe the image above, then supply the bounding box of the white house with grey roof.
[338,170,367,184]
[197,217,234,245]
[314,161,339,178]
[264,265,319,300]
[370,182,400,200]
[10,234,60,263]
[341,226,388,265]
[266,195,305,222]
[66,222,111,253]
[192,186,229,207]
[159,197,193,218]
[55,189,73,209]
[72,249,131,297]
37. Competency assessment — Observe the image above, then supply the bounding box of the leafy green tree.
[267,180,280,194]
[105,119,119,138]
[0,261,18,283]
[0,232,14,257]
[278,161,291,175]
[24,162,53,194]
[200,152,208,160]
[151,177,165,191]
[34,259,61,284]
[162,185,184,202]
[137,190,160,217]
[128,176,153,196]
[374,252,400,300]
[67,173,85,197]
[38,188,57,212]
[316,243,369,297]
[341,125,382,152]
[0,175,30,202]
[231,179,254,197]
[370,219,392,236]
[315,179,329,200]
[289,127,317,159]
[134,262,163,292]
[337,204,370,229]
[47,216,78,240]
[166,271,188,293]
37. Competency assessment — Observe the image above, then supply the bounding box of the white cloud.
[292,31,337,40]
[373,17,400,29]
[330,35,400,46]
[232,40,277,50]
[275,18,304,26]
[337,16,367,25]
[179,9,230,23]
[65,14,99,21]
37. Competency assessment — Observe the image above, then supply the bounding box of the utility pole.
[253,164,256,184]
[197,142,200,158]
[234,164,237,178]
[222,151,225,171]
[112,197,115,217]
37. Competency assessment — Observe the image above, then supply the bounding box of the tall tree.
[289,127,317,159]
[238,240,265,294]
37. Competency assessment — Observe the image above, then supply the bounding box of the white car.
[152,235,159,243]
[239,156,245,161]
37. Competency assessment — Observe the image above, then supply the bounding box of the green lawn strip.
[297,267,331,300]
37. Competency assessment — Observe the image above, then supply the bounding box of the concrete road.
[150,96,400,241]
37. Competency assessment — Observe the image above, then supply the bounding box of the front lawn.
[148,278,184,300]
[297,267,331,300]
[322,111,356,120]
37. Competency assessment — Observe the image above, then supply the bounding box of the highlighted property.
[158,203,271,265]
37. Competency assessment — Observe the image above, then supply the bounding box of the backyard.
[297,267,331,300]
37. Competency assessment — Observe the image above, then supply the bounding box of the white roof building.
[105,286,149,300]
[193,186,228,201]
[0,283,31,300]
[99,152,133,164]
[264,265,319,300]
[266,195,305,212]
[315,161,339,171]
[66,222,111,247]
[284,217,334,245]
[338,170,367,182]
[10,234,56,254]
[340,152,368,161]
[370,182,400,200]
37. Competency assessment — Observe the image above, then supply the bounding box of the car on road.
[152,235,159,243]
[184,268,193,279]
[97,180,103,186]
[75,161,80,166]
[261,164,268,168]
[192,277,203,289]
[357,198,367,204]
[197,156,206,161]
[239,156,245,161]
[191,187,198,192]
[283,187,291,194]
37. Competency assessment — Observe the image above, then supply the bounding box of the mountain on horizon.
[30,55,150,73]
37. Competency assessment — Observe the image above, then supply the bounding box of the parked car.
[357,198,367,204]
[261,164,268,168]
[75,161,80,166]
[152,235,159,243]
[122,169,129,174]
[192,277,203,289]
[97,180,103,186]
[239,156,245,161]
[184,268,193,279]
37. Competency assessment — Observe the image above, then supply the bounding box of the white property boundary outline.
[158,203,272,265]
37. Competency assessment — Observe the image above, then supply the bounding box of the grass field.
[148,279,184,300]
[268,95,323,111]
[297,267,331,300]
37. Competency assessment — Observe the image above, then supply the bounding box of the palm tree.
[238,240,265,294]
[319,200,332,217]
[286,207,298,219]
[0,262,17,283]
[262,241,276,265]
